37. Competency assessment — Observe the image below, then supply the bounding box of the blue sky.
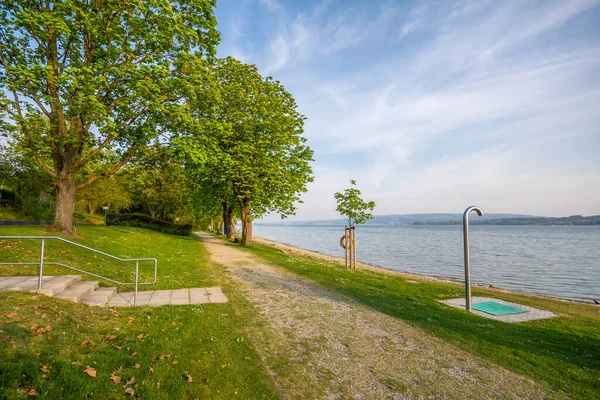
[215,0,600,220]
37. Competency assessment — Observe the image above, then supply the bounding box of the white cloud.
[258,0,282,12]
[263,2,398,74]
[220,0,600,219]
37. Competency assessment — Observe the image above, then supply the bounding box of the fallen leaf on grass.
[110,373,121,385]
[124,388,134,396]
[158,354,170,360]
[125,377,136,386]
[133,363,140,369]
[31,325,53,336]
[106,334,116,341]
[4,312,16,318]
[79,339,91,347]
[186,373,193,382]
[26,389,39,397]
[128,316,135,323]
[149,367,154,373]
[84,366,96,378]
[172,361,178,366]
[40,363,50,374]
[72,361,82,367]
[113,344,124,350]
[137,334,149,339]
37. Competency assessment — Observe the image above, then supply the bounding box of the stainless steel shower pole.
[463,206,484,312]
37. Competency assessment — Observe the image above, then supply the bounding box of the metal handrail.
[0,236,157,306]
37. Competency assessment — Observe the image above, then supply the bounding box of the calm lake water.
[253,224,600,303]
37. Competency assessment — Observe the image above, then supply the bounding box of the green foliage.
[106,214,192,236]
[334,180,376,227]
[0,145,53,213]
[75,177,132,215]
[75,152,132,214]
[179,57,314,244]
[0,0,220,232]
[124,145,194,222]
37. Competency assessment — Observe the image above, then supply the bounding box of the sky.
[215,0,600,220]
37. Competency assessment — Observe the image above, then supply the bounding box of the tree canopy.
[180,57,314,245]
[0,0,219,234]
[334,180,376,227]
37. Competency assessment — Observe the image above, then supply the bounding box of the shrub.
[106,214,192,236]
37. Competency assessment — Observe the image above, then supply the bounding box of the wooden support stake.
[353,228,356,269]
[345,226,348,268]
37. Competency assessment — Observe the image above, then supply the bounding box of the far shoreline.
[253,235,595,305]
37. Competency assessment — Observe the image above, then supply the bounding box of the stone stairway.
[0,275,228,307]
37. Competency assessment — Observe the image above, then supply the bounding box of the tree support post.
[344,226,348,267]
[351,227,356,270]
[340,227,357,269]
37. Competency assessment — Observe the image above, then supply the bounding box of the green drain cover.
[466,301,528,316]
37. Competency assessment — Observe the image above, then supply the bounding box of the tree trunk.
[240,200,252,246]
[50,175,77,235]
[223,211,234,239]
[222,199,235,239]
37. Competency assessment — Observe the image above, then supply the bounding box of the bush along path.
[197,233,562,399]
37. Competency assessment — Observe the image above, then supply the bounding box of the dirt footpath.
[197,234,559,400]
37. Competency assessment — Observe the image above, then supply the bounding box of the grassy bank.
[243,242,600,399]
[0,226,277,399]
[0,208,104,225]
[0,226,212,290]
[0,208,53,221]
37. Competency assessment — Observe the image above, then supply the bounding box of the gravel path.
[198,233,559,399]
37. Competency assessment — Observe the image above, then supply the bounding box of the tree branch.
[77,145,138,189]
[74,134,116,170]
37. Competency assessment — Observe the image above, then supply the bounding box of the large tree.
[182,57,314,245]
[0,0,219,234]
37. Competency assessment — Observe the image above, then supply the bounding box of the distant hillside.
[257,213,540,226]
[369,213,539,225]
[258,214,600,226]
[468,215,600,226]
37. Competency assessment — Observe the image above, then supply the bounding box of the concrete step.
[0,276,36,290]
[37,275,82,296]
[79,287,117,306]
[54,281,99,303]
[0,275,81,295]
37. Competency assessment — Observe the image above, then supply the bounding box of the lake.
[253,224,600,303]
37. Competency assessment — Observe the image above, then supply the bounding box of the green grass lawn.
[0,226,278,399]
[243,242,600,400]
[0,225,214,291]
